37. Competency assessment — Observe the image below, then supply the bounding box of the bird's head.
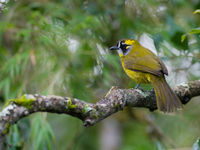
[110,39,138,57]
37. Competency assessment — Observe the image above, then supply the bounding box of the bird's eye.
[121,44,126,51]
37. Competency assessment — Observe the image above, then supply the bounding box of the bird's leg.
[135,84,140,89]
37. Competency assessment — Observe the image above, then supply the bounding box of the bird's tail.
[150,76,182,113]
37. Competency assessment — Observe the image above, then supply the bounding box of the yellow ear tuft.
[124,39,135,45]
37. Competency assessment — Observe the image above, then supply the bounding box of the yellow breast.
[121,60,151,84]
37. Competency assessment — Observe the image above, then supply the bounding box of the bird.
[109,39,182,113]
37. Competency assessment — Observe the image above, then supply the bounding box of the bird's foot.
[135,84,140,89]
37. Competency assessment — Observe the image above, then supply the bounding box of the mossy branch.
[0,80,200,143]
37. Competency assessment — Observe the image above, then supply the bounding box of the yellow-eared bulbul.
[110,39,182,113]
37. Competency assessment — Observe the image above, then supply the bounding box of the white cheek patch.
[117,41,121,48]
[117,49,123,56]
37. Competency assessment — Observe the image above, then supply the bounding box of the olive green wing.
[124,54,168,77]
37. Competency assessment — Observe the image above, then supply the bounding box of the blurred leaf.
[4,78,10,100]
[181,34,187,42]
[30,114,55,150]
[156,141,165,150]
[188,28,200,34]
[153,34,163,51]
[16,29,31,42]
[193,138,200,150]
[193,9,200,14]
[6,124,22,150]
[170,31,188,50]
[12,125,21,147]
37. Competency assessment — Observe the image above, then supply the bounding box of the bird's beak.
[109,46,119,50]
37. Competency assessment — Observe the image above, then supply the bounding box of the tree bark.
[0,80,199,144]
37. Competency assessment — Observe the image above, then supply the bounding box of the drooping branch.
[0,80,200,141]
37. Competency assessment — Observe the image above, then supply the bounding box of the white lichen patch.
[135,89,149,97]
[46,95,63,100]
[99,104,107,107]
[178,82,190,90]
[82,104,93,114]
[25,94,35,100]
[34,94,39,97]
[24,110,29,115]
[179,82,189,88]
[0,104,16,117]
[42,96,47,99]
[45,100,51,107]
[84,105,93,113]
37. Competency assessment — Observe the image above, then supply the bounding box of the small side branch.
[0,80,200,140]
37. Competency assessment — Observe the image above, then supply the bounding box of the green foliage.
[30,114,55,150]
[182,9,200,43]
[193,9,200,14]
[6,125,21,150]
